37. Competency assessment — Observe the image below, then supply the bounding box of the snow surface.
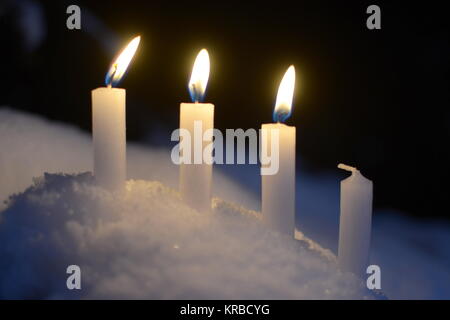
[0,172,374,299]
[0,107,449,299]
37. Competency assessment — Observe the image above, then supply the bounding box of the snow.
[0,173,373,299]
[0,107,449,299]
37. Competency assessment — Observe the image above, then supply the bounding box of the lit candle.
[92,36,140,190]
[261,65,296,236]
[337,163,373,278]
[179,49,214,212]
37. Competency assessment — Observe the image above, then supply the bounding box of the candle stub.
[337,163,373,278]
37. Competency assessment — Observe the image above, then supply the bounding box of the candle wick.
[191,83,202,103]
[193,83,198,103]
[338,163,358,173]
[106,64,118,88]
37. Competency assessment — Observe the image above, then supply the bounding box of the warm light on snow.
[0,173,370,299]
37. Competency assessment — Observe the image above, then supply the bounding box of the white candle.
[92,88,126,189]
[92,36,140,190]
[179,49,214,212]
[337,163,373,278]
[261,65,296,236]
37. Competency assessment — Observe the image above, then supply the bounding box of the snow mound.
[0,173,373,299]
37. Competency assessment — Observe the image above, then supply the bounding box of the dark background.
[1,0,449,219]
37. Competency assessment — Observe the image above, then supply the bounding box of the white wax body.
[179,103,214,212]
[92,87,126,190]
[338,171,373,277]
[261,123,296,237]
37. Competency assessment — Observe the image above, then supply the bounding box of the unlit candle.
[337,163,373,278]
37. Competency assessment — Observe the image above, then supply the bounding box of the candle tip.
[338,163,358,173]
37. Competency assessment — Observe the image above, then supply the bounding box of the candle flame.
[188,49,210,102]
[273,65,296,123]
[105,36,141,87]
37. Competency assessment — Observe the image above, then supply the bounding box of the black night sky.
[1,0,449,219]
